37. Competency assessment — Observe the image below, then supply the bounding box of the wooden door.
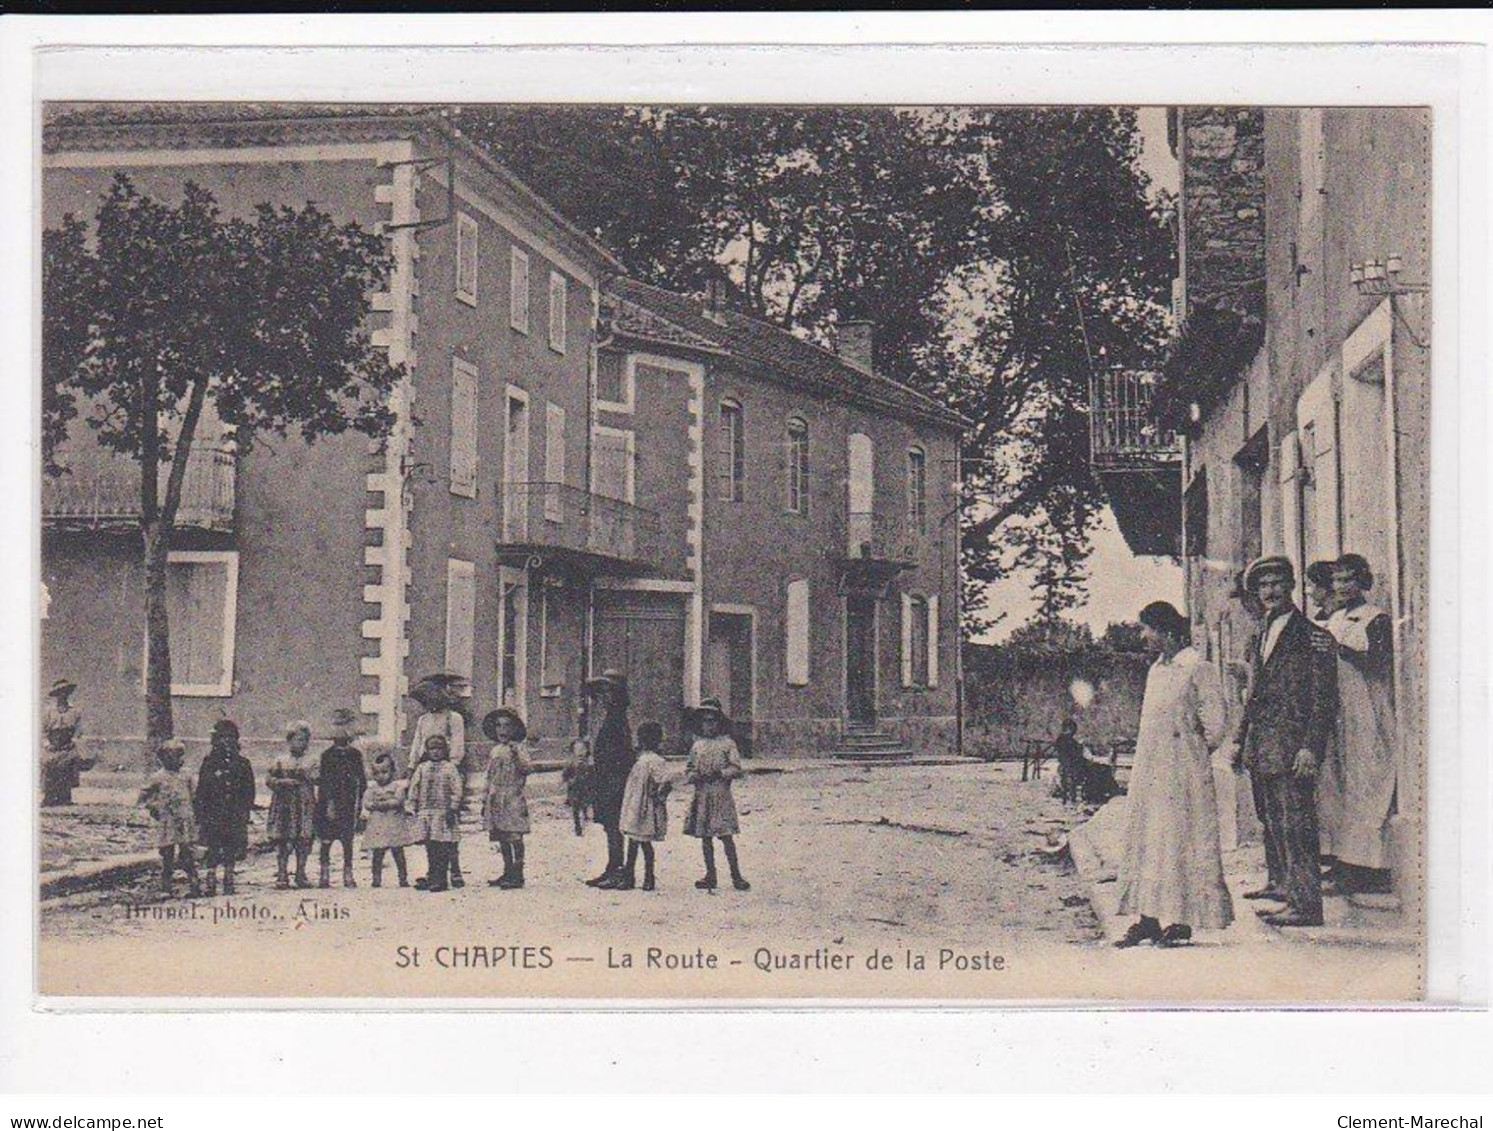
[845,594,877,726]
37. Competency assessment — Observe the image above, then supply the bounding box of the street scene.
[37,102,1429,1001]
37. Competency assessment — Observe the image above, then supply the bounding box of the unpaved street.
[39,761,1417,1001]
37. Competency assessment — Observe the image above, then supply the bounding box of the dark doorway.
[845,594,878,727]
[706,610,755,756]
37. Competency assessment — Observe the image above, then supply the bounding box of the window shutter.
[717,405,737,502]
[510,248,530,333]
[455,213,478,305]
[548,271,567,353]
[926,594,940,688]
[786,579,810,686]
[544,403,566,522]
[444,559,476,681]
[1278,433,1302,583]
[450,360,478,498]
[163,552,237,695]
[900,593,914,688]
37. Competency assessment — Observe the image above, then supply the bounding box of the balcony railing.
[496,481,663,571]
[1089,370,1180,471]
[42,446,237,533]
[844,511,918,568]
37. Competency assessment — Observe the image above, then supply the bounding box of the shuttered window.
[900,593,932,689]
[510,247,530,333]
[164,551,238,697]
[926,594,940,688]
[444,559,476,681]
[450,358,478,498]
[455,213,478,306]
[907,447,927,534]
[785,579,810,686]
[548,271,567,354]
[900,594,914,688]
[786,417,809,515]
[719,400,744,502]
[544,403,566,522]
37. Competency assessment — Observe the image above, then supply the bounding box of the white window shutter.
[548,271,567,353]
[786,579,810,686]
[926,593,940,688]
[1278,433,1303,584]
[544,403,566,522]
[510,248,530,333]
[450,360,478,498]
[900,593,914,688]
[1311,397,1342,560]
[456,213,478,305]
[444,559,476,681]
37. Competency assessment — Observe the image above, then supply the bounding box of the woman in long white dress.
[1114,601,1234,948]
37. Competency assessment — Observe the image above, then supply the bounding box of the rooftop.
[605,277,968,433]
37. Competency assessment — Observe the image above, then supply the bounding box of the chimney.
[836,319,875,374]
[704,275,730,323]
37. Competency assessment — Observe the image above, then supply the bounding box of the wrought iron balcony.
[839,511,918,573]
[1089,370,1180,471]
[1088,370,1182,557]
[496,481,664,575]
[42,446,236,533]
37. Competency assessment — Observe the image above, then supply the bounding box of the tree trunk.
[142,518,175,751]
[140,373,209,759]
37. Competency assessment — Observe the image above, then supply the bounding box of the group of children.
[136,695,749,899]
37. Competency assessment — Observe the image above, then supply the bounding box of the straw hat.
[48,678,77,699]
[687,696,731,730]
[1243,554,1294,592]
[482,707,528,742]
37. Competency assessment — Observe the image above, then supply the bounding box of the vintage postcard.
[32,80,1443,1003]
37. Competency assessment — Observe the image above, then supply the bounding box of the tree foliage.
[459,105,1174,629]
[43,174,402,744]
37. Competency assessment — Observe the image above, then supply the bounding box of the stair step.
[830,746,915,762]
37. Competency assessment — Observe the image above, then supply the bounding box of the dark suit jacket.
[1238,608,1339,777]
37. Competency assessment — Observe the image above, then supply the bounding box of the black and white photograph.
[20,50,1465,1007]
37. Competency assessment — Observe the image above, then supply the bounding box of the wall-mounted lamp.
[1351,253,1427,296]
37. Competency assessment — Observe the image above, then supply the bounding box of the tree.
[458,105,1173,630]
[43,175,402,747]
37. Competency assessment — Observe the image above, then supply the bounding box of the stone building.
[1105,106,1431,910]
[40,104,967,766]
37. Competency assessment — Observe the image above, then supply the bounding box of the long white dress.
[1326,602,1397,869]
[1116,646,1234,930]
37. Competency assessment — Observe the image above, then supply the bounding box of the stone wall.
[1180,107,1266,322]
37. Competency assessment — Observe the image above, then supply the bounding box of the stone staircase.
[830,726,913,762]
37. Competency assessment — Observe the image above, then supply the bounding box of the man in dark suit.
[1231,555,1339,928]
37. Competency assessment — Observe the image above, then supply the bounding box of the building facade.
[40,105,966,767]
[1122,106,1432,910]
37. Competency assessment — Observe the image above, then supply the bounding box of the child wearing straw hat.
[682,698,750,892]
[481,708,533,889]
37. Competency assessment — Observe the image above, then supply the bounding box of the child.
[1053,718,1084,806]
[682,698,750,892]
[481,708,532,889]
[407,676,469,888]
[138,738,200,897]
[406,734,462,893]
[266,721,317,890]
[561,737,594,837]
[195,719,255,896]
[361,752,415,888]
[618,721,673,891]
[315,708,368,888]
